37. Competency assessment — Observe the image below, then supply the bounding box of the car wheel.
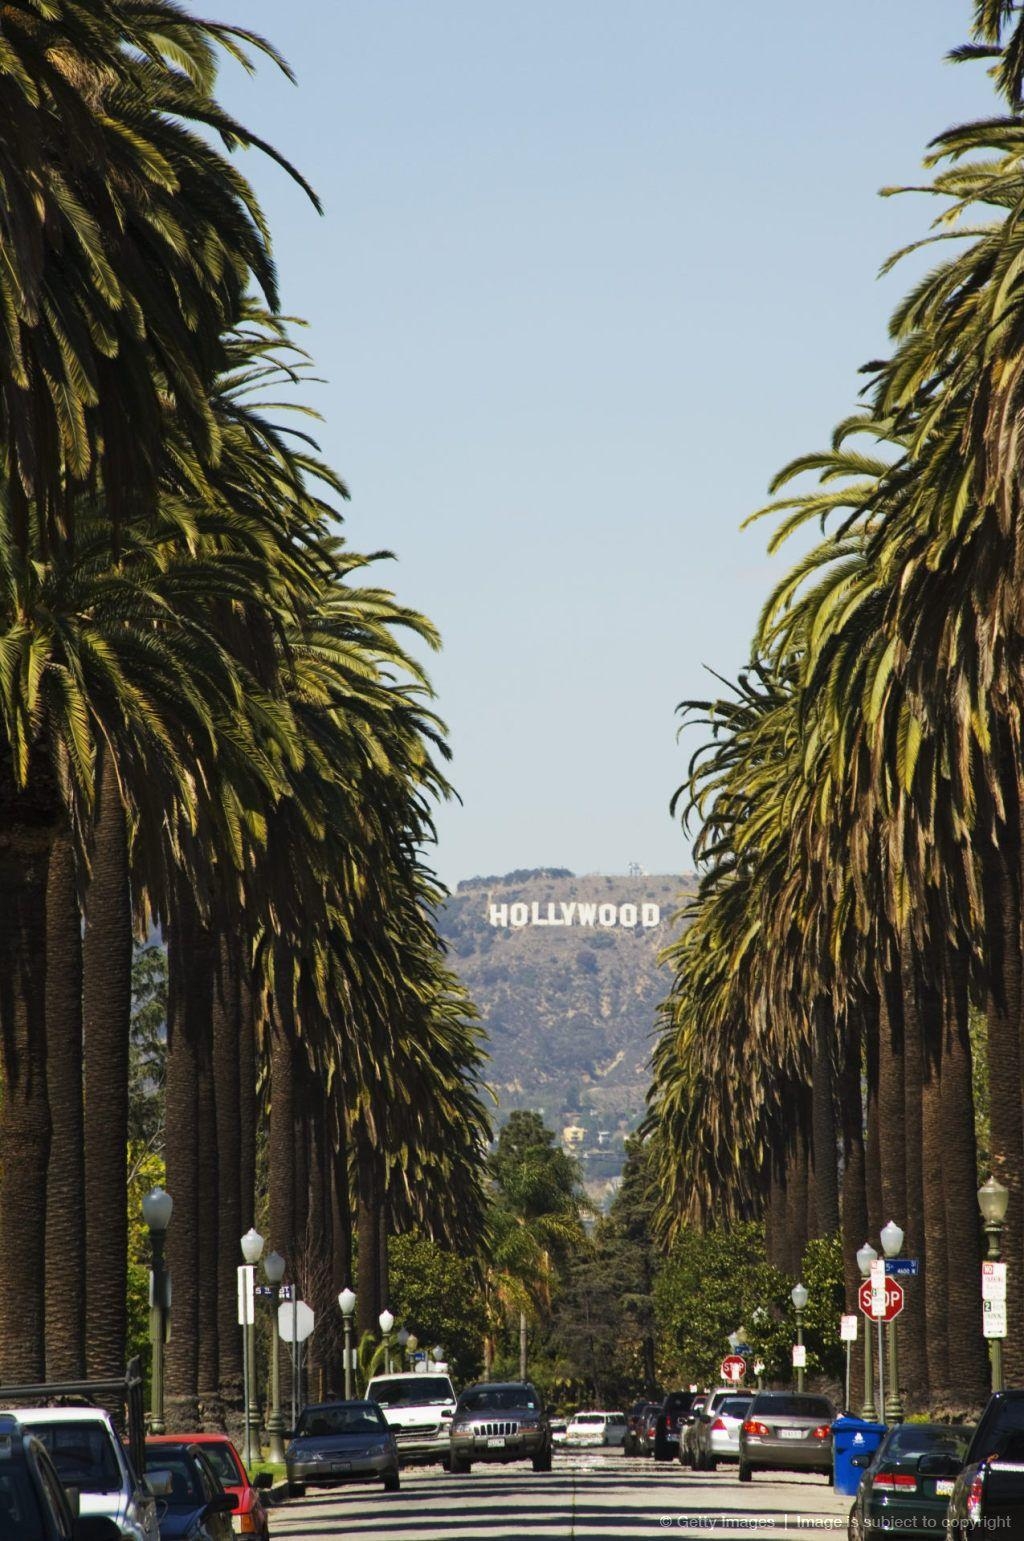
[654,1437,671,1462]
[738,1463,752,1484]
[532,1448,553,1473]
[450,1453,472,1475]
[287,1481,306,1499]
[826,1469,834,1487]
[383,1472,400,1493]
[707,1458,718,1473]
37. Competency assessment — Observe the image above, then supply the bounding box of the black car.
[0,1415,123,1541]
[142,1443,234,1541]
[654,1391,700,1462]
[945,1390,1024,1534]
[449,1382,552,1473]
[284,1400,400,1496]
[848,1422,972,1541]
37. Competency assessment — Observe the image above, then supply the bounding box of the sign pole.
[877,1317,884,1421]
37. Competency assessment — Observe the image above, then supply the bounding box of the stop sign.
[720,1354,746,1383]
[858,1277,904,1321]
[279,1298,316,1343]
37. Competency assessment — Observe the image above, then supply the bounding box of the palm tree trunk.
[238,966,257,1232]
[213,936,243,1419]
[0,767,56,1381]
[941,946,987,1406]
[83,749,132,1379]
[811,1000,839,1234]
[196,930,221,1429]
[984,799,1024,1386]
[900,950,930,1409]
[785,1130,809,1275]
[356,1127,381,1338]
[269,1009,296,1260]
[921,981,950,1400]
[45,829,85,1379]
[164,894,203,1428]
[839,1013,868,1402]
[877,958,906,1230]
[863,992,884,1240]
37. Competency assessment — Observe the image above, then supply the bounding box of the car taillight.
[874,1473,917,1491]
[710,1418,727,1433]
[647,1424,657,1438]
[967,1472,985,1526]
[237,1514,259,1533]
[811,1425,831,1441]
[743,1420,769,1437]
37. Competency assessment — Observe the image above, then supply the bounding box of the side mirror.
[203,1494,236,1518]
[441,1409,453,1419]
[253,1472,274,1491]
[65,1487,81,1519]
[918,1453,963,1478]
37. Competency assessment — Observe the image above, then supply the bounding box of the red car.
[146,1435,272,1539]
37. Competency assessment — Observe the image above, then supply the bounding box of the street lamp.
[240,1228,264,1467]
[432,1344,445,1367]
[379,1309,395,1374]
[979,1176,1009,1392]
[856,1242,878,1421]
[264,1251,287,1463]
[142,1187,173,1435]
[880,1220,904,1423]
[338,1288,356,1399]
[397,1327,410,1368]
[791,1283,808,1393]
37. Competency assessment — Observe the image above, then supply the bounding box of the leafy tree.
[387,1233,486,1388]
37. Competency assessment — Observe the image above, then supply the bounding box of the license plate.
[778,1429,804,1439]
[936,1479,954,1496]
[330,1461,351,1472]
[487,1437,506,1448]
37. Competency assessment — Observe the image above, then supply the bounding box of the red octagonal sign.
[858,1277,904,1321]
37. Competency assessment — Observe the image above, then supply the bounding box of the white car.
[7,1405,159,1541]
[365,1370,458,1465]
[566,1411,628,1448]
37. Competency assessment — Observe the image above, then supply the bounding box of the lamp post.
[264,1251,287,1462]
[856,1242,878,1421]
[978,1175,1010,1393]
[379,1309,395,1375]
[142,1187,173,1434]
[432,1344,445,1369]
[880,1220,905,1423]
[397,1327,410,1369]
[338,1288,356,1399]
[241,1228,264,1466]
[791,1283,808,1393]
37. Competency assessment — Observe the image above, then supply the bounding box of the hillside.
[437,869,696,1202]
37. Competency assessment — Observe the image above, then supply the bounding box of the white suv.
[8,1406,158,1541]
[365,1370,457,1465]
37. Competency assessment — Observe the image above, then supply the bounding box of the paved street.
[269,1449,851,1540]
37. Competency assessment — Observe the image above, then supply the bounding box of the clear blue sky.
[213,0,993,886]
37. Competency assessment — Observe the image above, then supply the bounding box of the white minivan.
[365,1369,458,1465]
[566,1411,628,1448]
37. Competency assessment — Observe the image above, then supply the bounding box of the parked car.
[688,1392,753,1471]
[449,1381,552,1474]
[549,1418,568,1446]
[0,1413,121,1541]
[848,1422,972,1541]
[565,1412,628,1448]
[738,1391,835,1482]
[141,1443,234,1541]
[623,1401,657,1457]
[943,1390,1024,1534]
[364,1370,457,1466]
[146,1436,272,1541]
[680,1393,715,1468]
[654,1392,701,1462]
[283,1400,400,1496]
[10,1405,159,1541]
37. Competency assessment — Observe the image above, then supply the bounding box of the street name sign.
[858,1277,904,1321]
[884,1259,920,1278]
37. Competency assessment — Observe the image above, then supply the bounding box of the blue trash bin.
[832,1416,886,1497]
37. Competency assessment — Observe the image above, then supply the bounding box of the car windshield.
[28,1423,121,1494]
[665,1394,696,1413]
[460,1389,539,1413]
[753,1395,832,1419]
[0,1466,46,1540]
[574,1415,604,1425]
[884,1425,970,1457]
[192,1443,241,1486]
[143,1453,209,1509]
[370,1378,452,1408]
[296,1407,385,1437]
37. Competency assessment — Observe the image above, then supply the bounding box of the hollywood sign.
[489,901,662,929]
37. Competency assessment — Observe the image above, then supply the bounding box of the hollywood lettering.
[488,900,662,929]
